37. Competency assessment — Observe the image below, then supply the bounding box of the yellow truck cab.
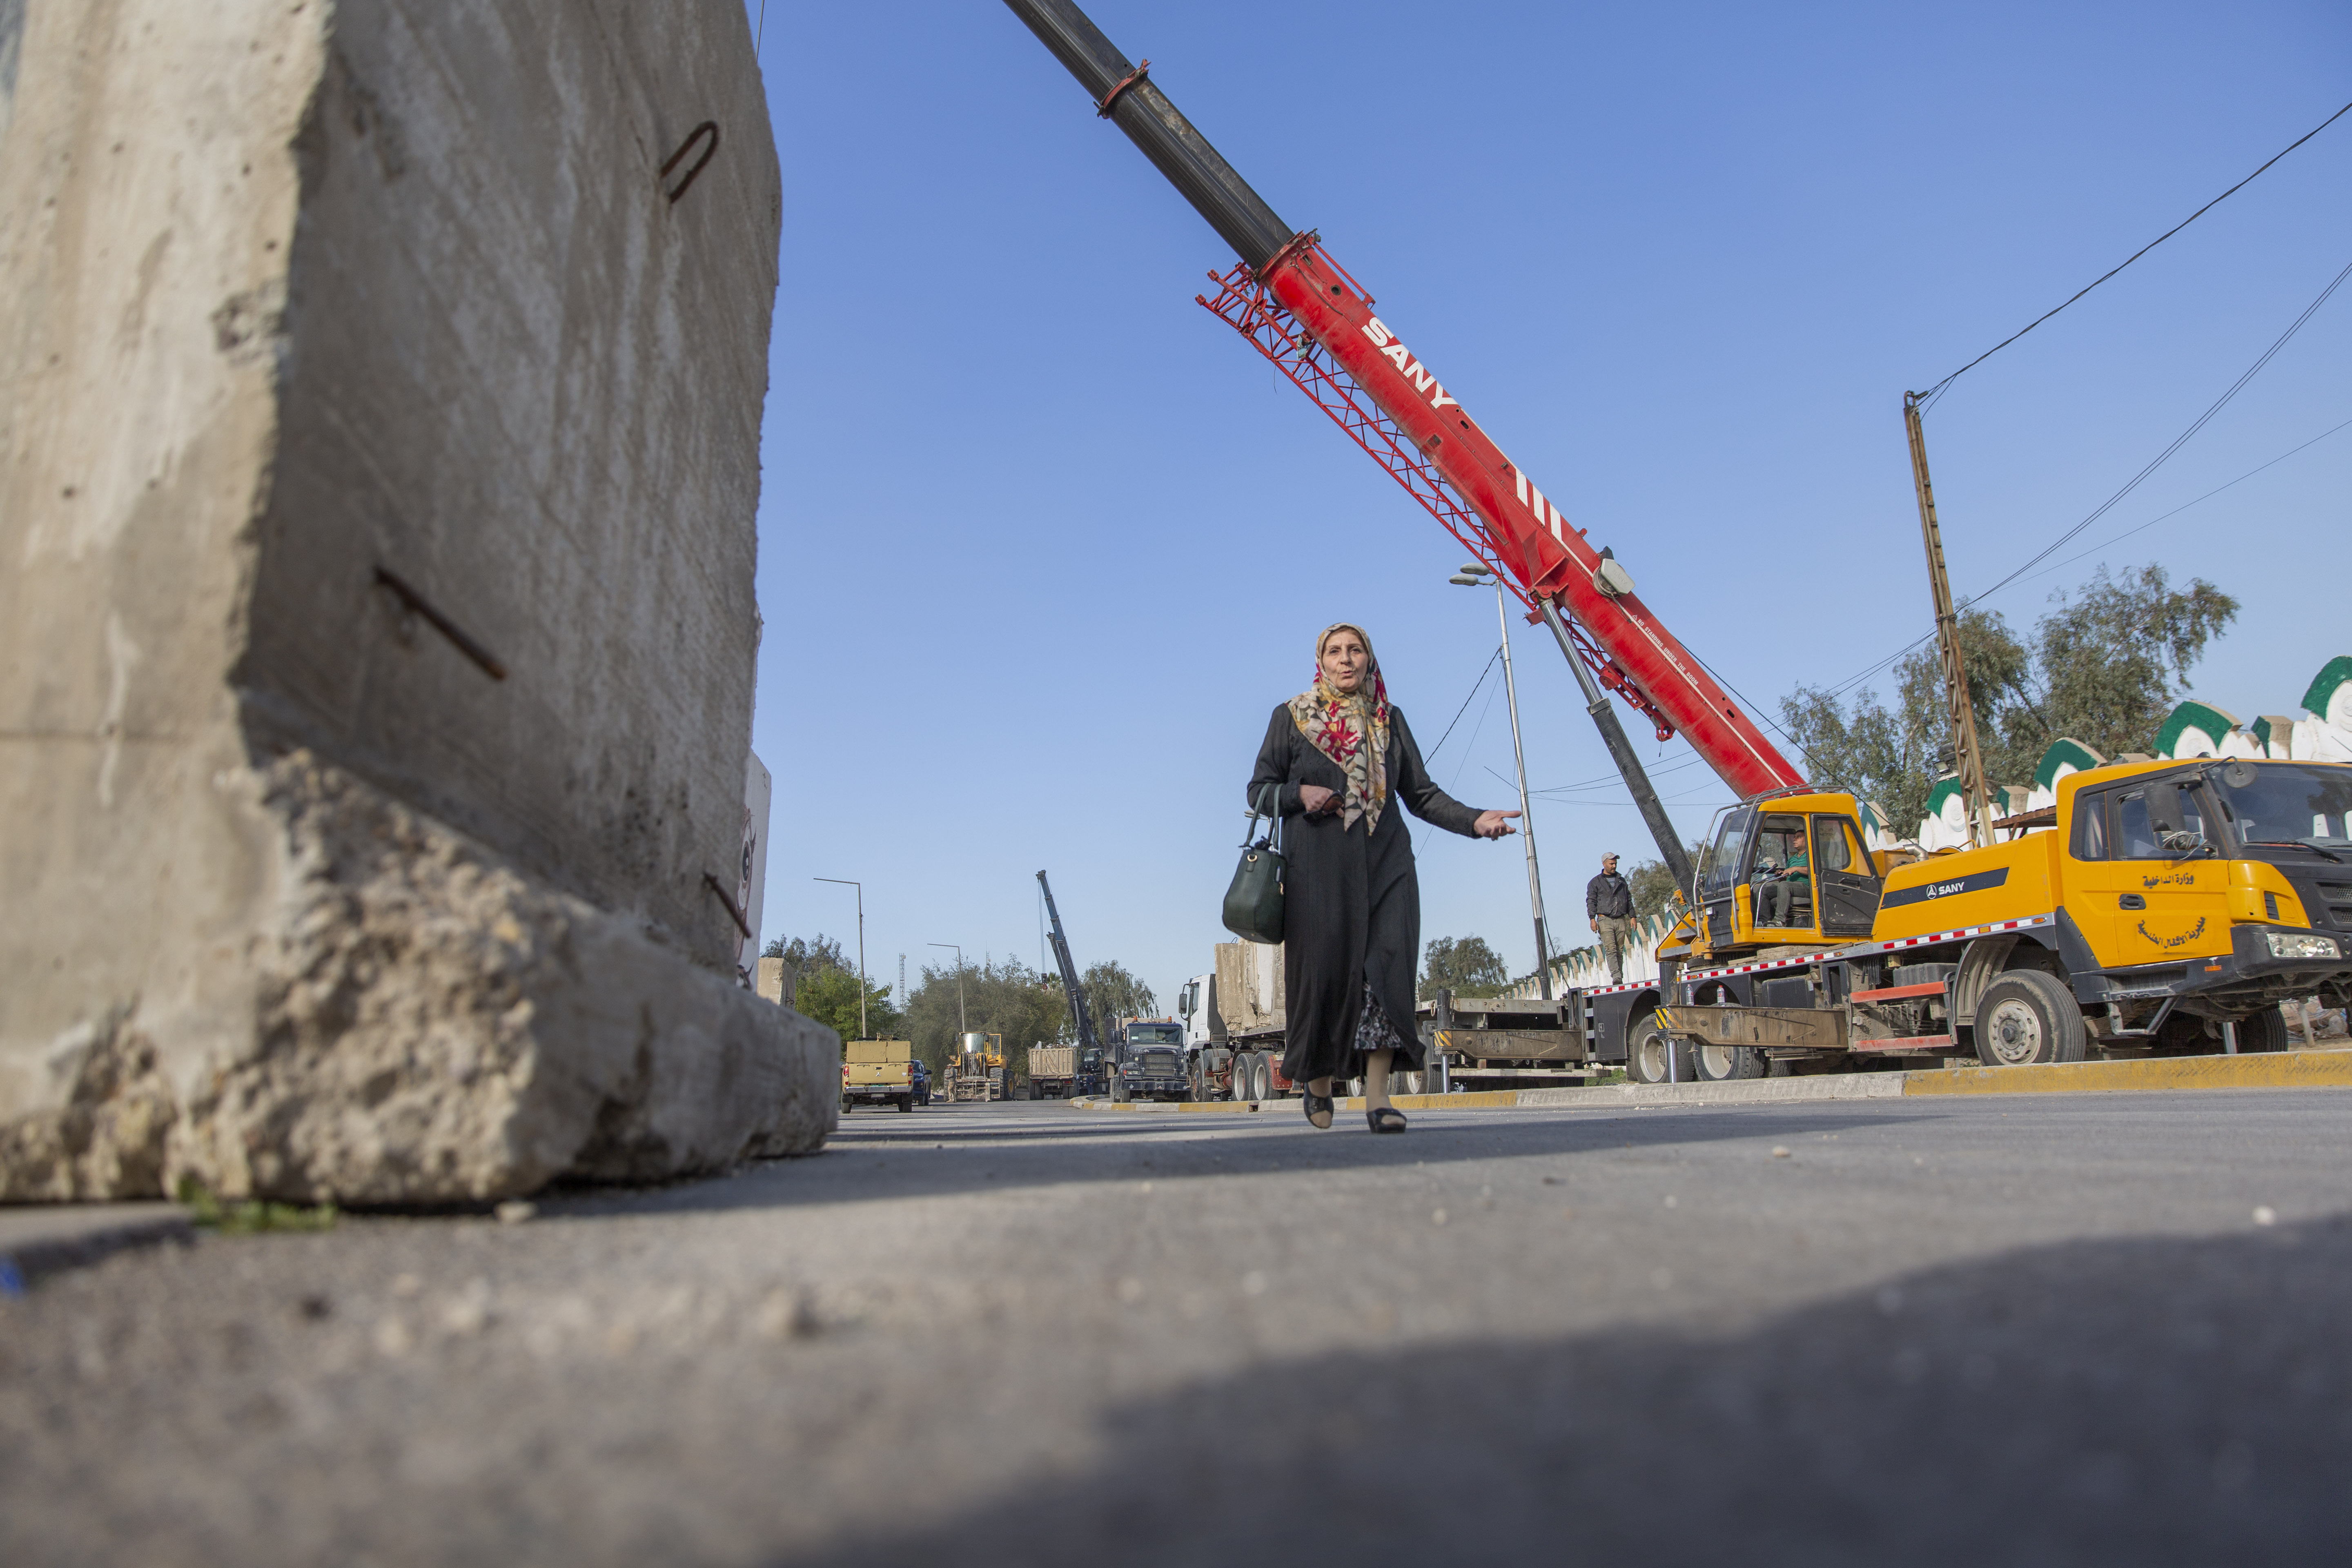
[1654,758,2352,1078]
[1676,789,1889,964]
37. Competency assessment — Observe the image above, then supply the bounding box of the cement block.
[0,0,829,1200]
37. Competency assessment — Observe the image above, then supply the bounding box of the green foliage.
[1080,960,1158,1043]
[1420,934,1509,1000]
[176,1176,337,1234]
[796,964,900,1045]
[770,933,898,1043]
[1780,566,2237,834]
[904,956,1070,1079]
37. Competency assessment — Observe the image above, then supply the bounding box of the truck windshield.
[2207,764,2352,852]
[1128,1025,1182,1045]
[1699,806,1755,901]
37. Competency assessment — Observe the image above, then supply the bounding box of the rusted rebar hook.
[661,121,719,204]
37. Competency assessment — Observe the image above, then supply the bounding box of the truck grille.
[1129,1052,1183,1080]
[2288,871,2352,931]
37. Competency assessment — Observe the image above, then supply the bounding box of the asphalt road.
[6,1088,2351,1566]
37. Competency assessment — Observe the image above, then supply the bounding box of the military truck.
[841,1039,923,1113]
[1651,758,2352,1074]
[1112,1018,1192,1102]
[1028,1042,1079,1099]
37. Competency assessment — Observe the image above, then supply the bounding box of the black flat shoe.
[1368,1106,1408,1134]
[1303,1090,1334,1130]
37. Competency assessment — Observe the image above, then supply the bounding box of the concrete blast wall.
[0,0,836,1201]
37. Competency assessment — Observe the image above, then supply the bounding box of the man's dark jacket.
[1587,871,1633,920]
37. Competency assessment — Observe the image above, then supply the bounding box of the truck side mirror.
[2145,782,2185,835]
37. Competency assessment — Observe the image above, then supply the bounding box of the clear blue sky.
[738,0,2350,1010]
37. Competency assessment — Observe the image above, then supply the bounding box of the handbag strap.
[1242,781,1283,853]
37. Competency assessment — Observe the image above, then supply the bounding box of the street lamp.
[813,877,868,1039]
[927,942,967,1035]
[1452,563,1553,1000]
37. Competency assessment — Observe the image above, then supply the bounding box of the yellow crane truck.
[1639,757,2352,1077]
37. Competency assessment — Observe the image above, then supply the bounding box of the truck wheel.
[1973,971,2087,1067]
[1691,1041,1767,1081]
[896,1095,912,1112]
[1624,1013,1690,1084]
[2238,1006,2292,1054]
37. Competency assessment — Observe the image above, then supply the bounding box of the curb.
[0,1203,192,1291]
[1063,1049,2352,1116]
[1902,1047,2352,1098]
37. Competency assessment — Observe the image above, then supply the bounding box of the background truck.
[1113,1018,1192,1102]
[1028,1043,1079,1099]
[1194,940,1320,1102]
[842,1039,924,1114]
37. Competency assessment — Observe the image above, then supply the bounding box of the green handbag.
[1221,783,1286,944]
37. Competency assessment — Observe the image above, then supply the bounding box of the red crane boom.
[1002,1,1805,861]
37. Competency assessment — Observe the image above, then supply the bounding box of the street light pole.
[927,942,966,1034]
[814,877,867,1039]
[1452,565,1552,999]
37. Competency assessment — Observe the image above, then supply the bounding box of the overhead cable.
[1423,645,1501,760]
[1915,99,2351,410]
[1816,259,2352,705]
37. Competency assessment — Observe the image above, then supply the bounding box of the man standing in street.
[1588,852,1635,985]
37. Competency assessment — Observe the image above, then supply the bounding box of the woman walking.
[1249,623,1520,1132]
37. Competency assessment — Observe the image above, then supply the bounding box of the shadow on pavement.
[552,1106,1927,1217]
[795,1213,2352,1567]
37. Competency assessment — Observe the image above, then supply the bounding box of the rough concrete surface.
[0,0,814,1198]
[2,1091,2348,1564]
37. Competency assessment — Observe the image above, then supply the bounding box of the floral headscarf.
[1290,622,1391,833]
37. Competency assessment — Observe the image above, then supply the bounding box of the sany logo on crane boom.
[1358,318,1459,412]
[1363,316,1574,548]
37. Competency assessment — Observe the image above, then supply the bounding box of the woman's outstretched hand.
[1473,809,1521,840]
[1298,784,1341,816]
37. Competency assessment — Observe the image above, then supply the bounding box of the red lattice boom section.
[1196,258,1667,735]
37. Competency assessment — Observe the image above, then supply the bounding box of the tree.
[1779,566,2236,834]
[764,933,897,1043]
[794,964,900,1045]
[1420,935,1509,1000]
[904,956,1071,1080]
[1080,960,1157,1040]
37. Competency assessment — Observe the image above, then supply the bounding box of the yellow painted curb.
[1903,1048,2352,1098]
[1066,1089,1523,1114]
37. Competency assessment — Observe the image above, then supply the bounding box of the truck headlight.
[2265,930,2341,960]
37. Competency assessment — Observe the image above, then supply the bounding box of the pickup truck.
[842,1039,924,1113]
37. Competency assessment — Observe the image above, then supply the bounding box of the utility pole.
[1456,564,1552,997]
[813,877,867,1039]
[928,942,967,1034]
[1902,392,1998,848]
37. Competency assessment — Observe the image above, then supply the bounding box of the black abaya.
[1248,702,1483,1085]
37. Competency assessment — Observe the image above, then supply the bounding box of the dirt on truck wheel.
[1973,971,2087,1067]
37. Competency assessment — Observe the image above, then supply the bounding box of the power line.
[1916,99,2352,410]
[1814,261,2352,706]
[2007,411,2352,590]
[1423,645,1501,760]
[1962,252,2352,604]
